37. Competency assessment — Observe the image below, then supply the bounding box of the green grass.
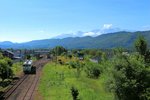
[38,63,114,100]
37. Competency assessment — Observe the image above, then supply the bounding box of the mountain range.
[0,31,150,49]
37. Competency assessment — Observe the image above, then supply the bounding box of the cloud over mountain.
[53,24,122,39]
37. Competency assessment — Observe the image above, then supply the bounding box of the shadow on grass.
[0,77,20,99]
[0,80,11,100]
[0,91,4,100]
[0,80,11,88]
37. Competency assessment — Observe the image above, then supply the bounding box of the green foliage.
[69,61,77,69]
[11,62,23,75]
[85,62,102,79]
[107,54,150,100]
[50,46,67,56]
[0,57,13,81]
[69,61,84,78]
[104,35,150,100]
[69,61,83,69]
[26,54,31,60]
[113,48,125,55]
[135,35,147,56]
[71,86,79,100]
[38,63,114,100]
[68,54,73,59]
[135,35,150,64]
[0,53,3,59]
[145,50,150,64]
[58,59,64,65]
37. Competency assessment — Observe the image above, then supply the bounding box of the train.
[23,60,36,74]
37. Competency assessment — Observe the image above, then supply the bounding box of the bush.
[68,55,72,59]
[58,59,63,65]
[69,61,77,68]
[107,54,150,100]
[71,86,79,100]
[85,62,102,79]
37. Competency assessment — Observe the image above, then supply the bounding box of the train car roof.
[23,60,33,65]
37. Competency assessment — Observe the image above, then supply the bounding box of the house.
[2,50,14,59]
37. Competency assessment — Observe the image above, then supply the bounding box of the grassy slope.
[38,63,114,100]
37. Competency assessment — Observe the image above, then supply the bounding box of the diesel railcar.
[23,60,36,74]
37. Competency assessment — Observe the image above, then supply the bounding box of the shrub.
[85,62,102,79]
[58,59,63,65]
[71,86,79,100]
[68,55,72,59]
[69,61,77,68]
[107,54,150,100]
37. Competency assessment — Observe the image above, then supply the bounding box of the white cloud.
[83,32,96,36]
[102,24,113,29]
[53,23,122,38]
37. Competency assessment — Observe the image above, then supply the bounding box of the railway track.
[1,75,29,100]
[1,58,50,100]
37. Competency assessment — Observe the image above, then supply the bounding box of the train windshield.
[23,65,31,67]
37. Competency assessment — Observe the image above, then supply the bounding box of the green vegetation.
[0,53,13,81]
[11,62,23,76]
[0,52,23,92]
[71,86,79,100]
[85,62,102,79]
[50,46,67,56]
[38,35,150,100]
[106,36,150,100]
[38,63,114,100]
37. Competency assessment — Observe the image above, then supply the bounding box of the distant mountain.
[0,41,14,45]
[0,31,150,49]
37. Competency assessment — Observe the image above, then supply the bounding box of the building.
[2,50,14,59]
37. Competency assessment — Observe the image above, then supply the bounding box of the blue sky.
[0,0,150,42]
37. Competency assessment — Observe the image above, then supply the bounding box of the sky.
[0,0,150,43]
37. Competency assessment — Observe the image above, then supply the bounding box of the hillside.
[0,31,150,49]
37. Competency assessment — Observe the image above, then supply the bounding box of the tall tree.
[51,46,67,56]
[135,35,147,56]
[0,57,13,81]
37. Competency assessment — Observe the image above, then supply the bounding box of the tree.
[135,35,150,64]
[135,35,147,56]
[105,35,150,100]
[110,55,150,100]
[50,46,67,56]
[26,54,31,60]
[0,58,13,81]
